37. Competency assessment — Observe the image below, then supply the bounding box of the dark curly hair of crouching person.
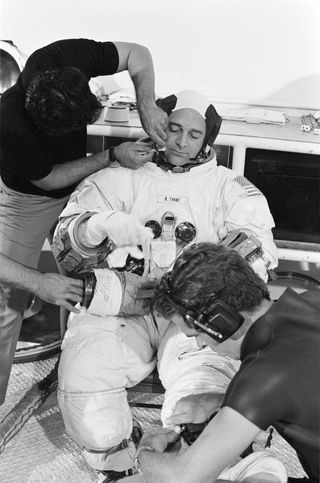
[153,242,270,318]
[25,67,102,136]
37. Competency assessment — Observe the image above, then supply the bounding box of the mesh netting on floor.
[0,357,306,482]
[0,389,163,482]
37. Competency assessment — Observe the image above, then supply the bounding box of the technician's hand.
[115,141,155,169]
[138,102,168,147]
[166,393,224,425]
[138,428,182,483]
[139,427,181,454]
[119,275,159,316]
[34,273,83,312]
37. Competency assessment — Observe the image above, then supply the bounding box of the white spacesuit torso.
[59,157,277,280]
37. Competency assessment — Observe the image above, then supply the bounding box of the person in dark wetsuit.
[223,287,319,483]
[134,242,319,483]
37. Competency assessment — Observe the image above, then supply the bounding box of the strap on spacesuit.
[219,230,263,264]
[152,149,212,173]
[52,213,113,274]
[55,229,112,274]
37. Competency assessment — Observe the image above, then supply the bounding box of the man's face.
[165,108,206,166]
[171,312,218,351]
[171,312,243,359]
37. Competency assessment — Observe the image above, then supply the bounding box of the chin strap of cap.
[152,149,212,173]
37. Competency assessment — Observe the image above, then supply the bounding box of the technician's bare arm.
[0,252,83,311]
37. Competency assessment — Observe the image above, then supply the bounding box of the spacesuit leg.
[157,322,240,425]
[57,312,157,471]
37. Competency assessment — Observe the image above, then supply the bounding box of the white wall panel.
[1,0,319,108]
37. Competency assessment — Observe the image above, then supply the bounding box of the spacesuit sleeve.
[85,269,153,317]
[223,175,278,271]
[52,169,132,268]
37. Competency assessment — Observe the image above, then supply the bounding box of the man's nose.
[176,132,188,148]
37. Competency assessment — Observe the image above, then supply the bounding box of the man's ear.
[171,312,197,336]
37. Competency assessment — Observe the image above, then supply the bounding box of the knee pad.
[58,387,132,450]
[59,315,127,393]
[84,440,136,472]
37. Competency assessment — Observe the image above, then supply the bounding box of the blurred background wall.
[1,0,319,108]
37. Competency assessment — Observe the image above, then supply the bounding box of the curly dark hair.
[25,67,102,136]
[154,242,270,318]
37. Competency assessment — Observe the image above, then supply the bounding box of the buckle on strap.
[52,226,112,274]
[219,230,262,260]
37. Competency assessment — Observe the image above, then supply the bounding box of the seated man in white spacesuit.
[53,90,278,480]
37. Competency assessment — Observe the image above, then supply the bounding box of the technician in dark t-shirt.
[135,243,319,483]
[0,38,168,405]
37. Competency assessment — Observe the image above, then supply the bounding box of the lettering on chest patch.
[158,194,188,205]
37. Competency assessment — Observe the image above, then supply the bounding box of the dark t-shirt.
[222,289,320,482]
[0,39,119,198]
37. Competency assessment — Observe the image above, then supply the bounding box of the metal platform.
[0,355,307,482]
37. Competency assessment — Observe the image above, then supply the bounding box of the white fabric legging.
[58,311,239,472]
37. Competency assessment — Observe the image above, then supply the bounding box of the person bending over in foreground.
[0,38,167,405]
[53,90,278,480]
[136,242,319,483]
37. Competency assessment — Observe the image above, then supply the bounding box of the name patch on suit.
[158,194,188,205]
